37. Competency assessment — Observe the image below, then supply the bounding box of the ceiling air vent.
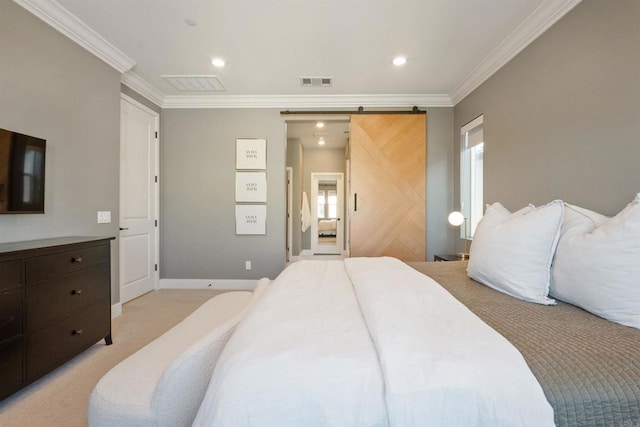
[162,75,227,92]
[300,76,332,87]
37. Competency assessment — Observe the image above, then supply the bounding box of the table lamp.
[448,211,469,259]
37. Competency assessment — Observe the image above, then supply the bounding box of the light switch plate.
[97,211,111,224]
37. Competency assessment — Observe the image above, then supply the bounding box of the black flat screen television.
[0,128,46,214]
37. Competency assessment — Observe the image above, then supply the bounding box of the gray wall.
[0,1,121,302]
[163,107,454,276]
[454,0,640,240]
[425,107,455,261]
[160,109,286,280]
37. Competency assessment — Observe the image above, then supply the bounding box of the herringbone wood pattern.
[349,114,426,261]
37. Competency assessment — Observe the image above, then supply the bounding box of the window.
[317,184,338,219]
[327,190,337,218]
[460,115,484,239]
[317,193,325,218]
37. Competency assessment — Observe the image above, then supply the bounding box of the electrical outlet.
[245,261,252,270]
[97,211,111,224]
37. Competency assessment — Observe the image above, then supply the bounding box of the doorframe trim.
[119,93,160,302]
[286,167,293,262]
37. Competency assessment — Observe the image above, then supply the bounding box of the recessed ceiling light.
[211,58,226,68]
[392,56,407,66]
[316,122,325,128]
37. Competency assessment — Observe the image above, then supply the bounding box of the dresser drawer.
[26,299,110,382]
[25,244,109,285]
[0,287,23,342]
[25,264,110,333]
[0,260,22,291]
[0,336,23,400]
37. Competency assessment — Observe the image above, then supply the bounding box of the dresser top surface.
[0,236,115,255]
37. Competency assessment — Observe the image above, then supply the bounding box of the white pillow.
[550,194,640,329]
[467,200,564,305]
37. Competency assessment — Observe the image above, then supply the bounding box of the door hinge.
[155,131,158,139]
[155,264,158,271]
[155,175,158,183]
[155,219,158,227]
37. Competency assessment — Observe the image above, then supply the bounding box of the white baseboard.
[111,302,122,319]
[159,278,258,291]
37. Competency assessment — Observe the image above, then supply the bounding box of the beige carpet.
[0,289,229,427]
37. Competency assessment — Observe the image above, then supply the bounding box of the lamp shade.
[448,211,465,226]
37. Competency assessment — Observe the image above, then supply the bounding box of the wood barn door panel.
[350,114,426,261]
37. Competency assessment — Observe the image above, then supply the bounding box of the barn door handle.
[354,193,358,212]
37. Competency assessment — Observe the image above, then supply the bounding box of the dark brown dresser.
[0,236,114,400]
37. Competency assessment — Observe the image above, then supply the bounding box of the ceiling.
[17,0,580,108]
[287,120,350,149]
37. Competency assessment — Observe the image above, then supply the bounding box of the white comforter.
[194,257,554,427]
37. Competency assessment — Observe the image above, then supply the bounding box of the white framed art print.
[236,138,266,170]
[235,204,267,235]
[236,171,267,203]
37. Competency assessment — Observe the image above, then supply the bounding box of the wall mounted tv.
[0,128,46,214]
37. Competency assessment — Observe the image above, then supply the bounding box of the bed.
[186,256,637,427]
[191,257,640,426]
[318,218,337,236]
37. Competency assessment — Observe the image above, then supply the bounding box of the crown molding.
[121,72,165,107]
[161,93,453,109]
[13,0,135,73]
[449,0,582,105]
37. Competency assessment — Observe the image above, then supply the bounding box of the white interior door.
[311,173,344,255]
[119,95,159,303]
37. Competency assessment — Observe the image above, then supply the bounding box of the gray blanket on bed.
[408,261,640,427]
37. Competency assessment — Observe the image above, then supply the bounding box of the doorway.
[311,173,344,255]
[285,117,350,260]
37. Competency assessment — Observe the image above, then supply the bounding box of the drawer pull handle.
[71,257,83,264]
[72,329,83,336]
[71,289,83,296]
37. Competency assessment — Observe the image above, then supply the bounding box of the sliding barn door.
[349,114,426,261]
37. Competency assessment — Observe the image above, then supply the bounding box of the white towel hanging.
[301,191,311,232]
